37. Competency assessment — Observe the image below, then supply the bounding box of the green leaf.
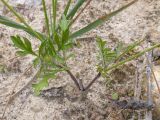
[54,33,61,50]
[33,57,40,68]
[96,37,116,67]
[97,37,106,51]
[43,72,56,80]
[42,0,51,38]
[32,78,49,95]
[67,0,85,19]
[62,29,70,46]
[1,0,45,41]
[32,66,64,95]
[0,16,45,40]
[59,15,69,31]
[52,0,57,33]
[63,0,72,16]
[114,41,124,55]
[54,54,65,64]
[112,92,119,100]
[11,35,36,56]
[70,0,137,39]
[16,51,29,56]
[23,37,32,52]
[11,36,26,50]
[105,43,160,72]
[62,42,73,50]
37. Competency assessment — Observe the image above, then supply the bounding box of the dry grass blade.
[141,46,160,95]
[1,65,32,119]
[145,43,153,120]
[9,69,41,103]
[133,60,142,119]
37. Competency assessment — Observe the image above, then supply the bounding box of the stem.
[84,72,101,90]
[105,43,160,72]
[115,39,145,63]
[66,70,81,90]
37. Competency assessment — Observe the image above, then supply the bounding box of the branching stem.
[84,72,101,91]
[66,70,81,90]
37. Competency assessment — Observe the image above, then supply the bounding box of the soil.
[0,0,160,120]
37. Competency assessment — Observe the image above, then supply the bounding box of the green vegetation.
[0,0,159,96]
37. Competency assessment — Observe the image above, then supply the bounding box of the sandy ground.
[0,0,160,120]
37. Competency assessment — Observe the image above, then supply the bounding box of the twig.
[146,56,160,95]
[141,46,160,95]
[134,60,142,101]
[84,72,101,91]
[134,60,142,119]
[107,108,125,120]
[76,36,95,41]
[145,43,153,120]
[70,0,92,26]
[1,65,32,119]
[8,69,40,103]
[0,56,19,65]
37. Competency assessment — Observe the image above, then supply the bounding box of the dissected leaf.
[32,78,49,95]
[97,37,116,67]
[11,35,36,56]
[11,35,26,50]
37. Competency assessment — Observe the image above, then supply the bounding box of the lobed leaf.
[32,77,49,95]
[11,35,36,56]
